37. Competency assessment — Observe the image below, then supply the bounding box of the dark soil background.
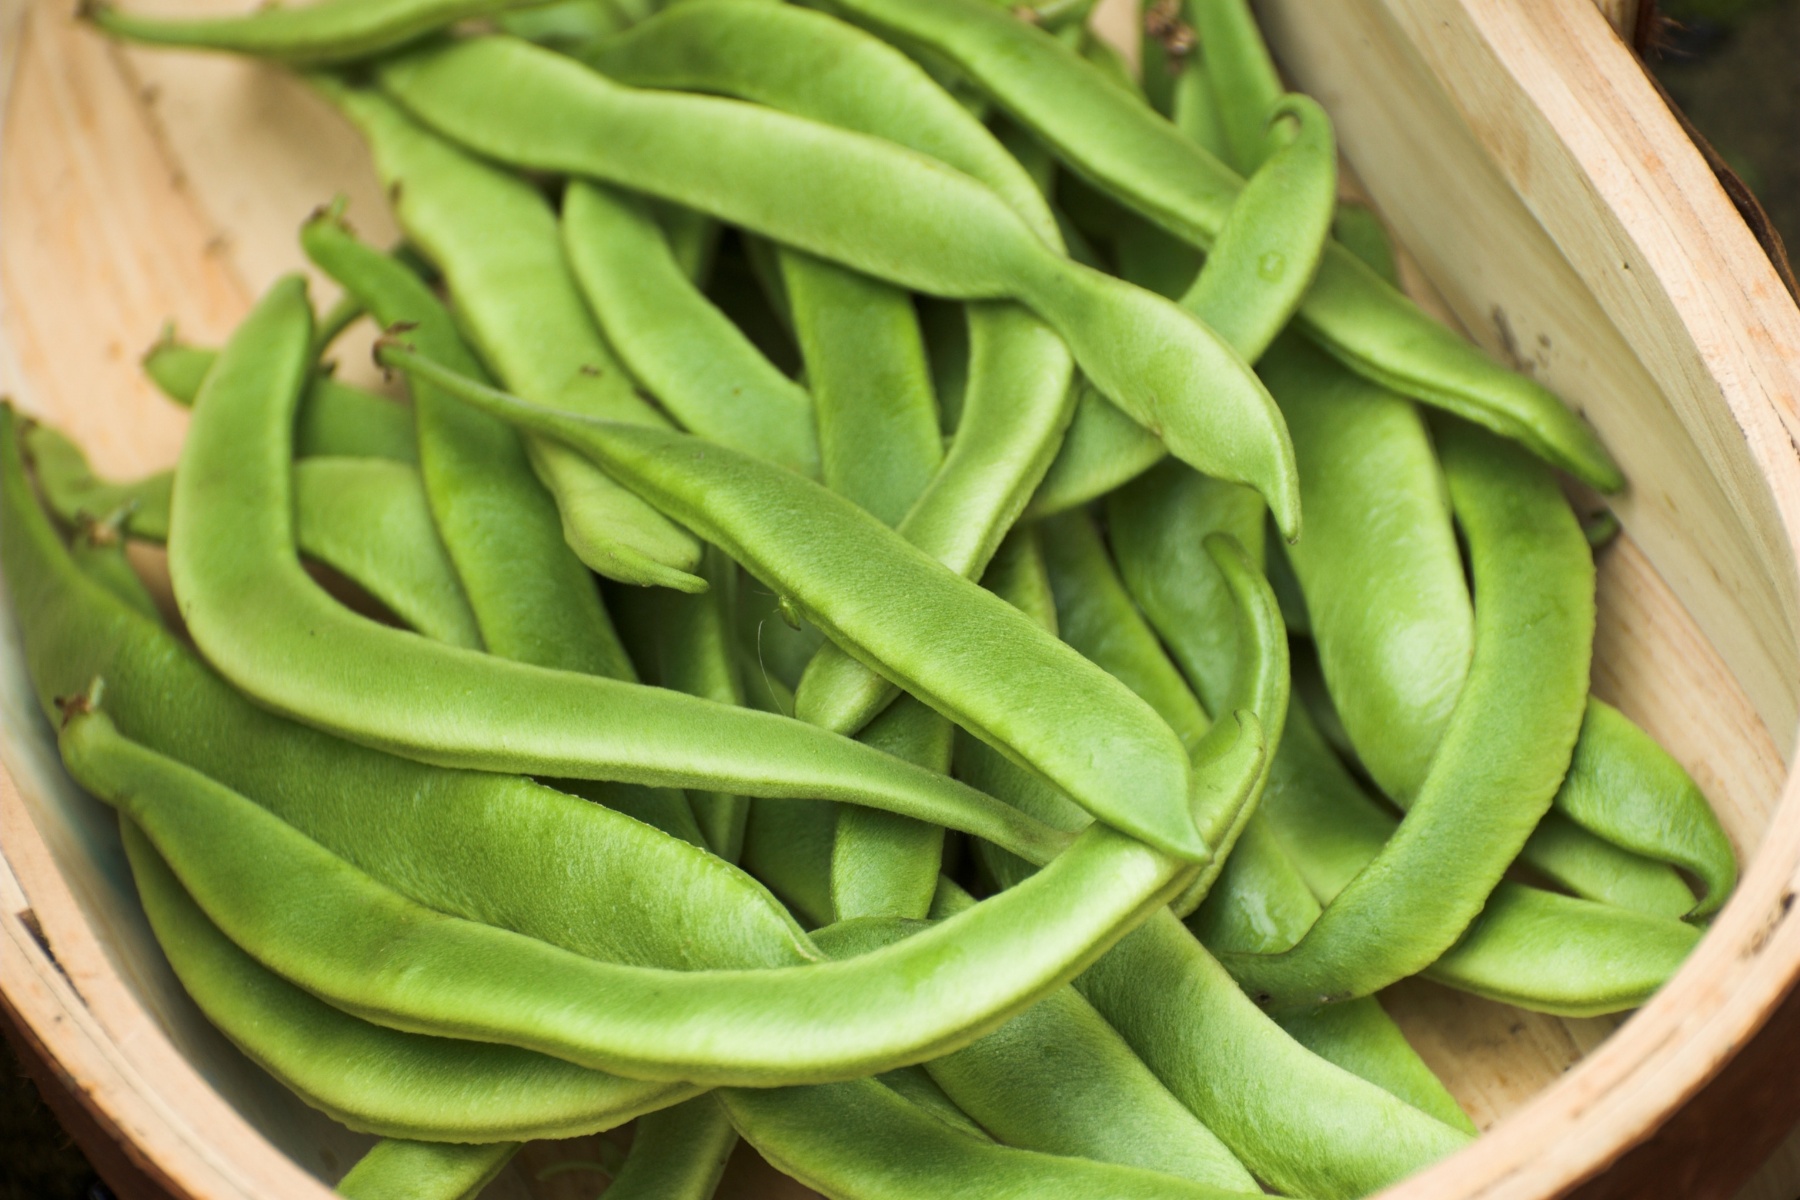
[3,3,1796,1197]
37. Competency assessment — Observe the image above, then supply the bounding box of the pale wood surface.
[2,0,1799,1197]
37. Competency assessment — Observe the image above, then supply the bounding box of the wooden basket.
[3,0,1799,1196]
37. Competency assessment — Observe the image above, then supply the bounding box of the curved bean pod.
[1220,420,1593,1010]
[1259,332,1472,804]
[143,337,419,465]
[921,884,1259,1192]
[373,35,1300,537]
[1554,697,1736,918]
[598,1096,738,1200]
[815,0,1623,491]
[335,1139,519,1200]
[83,0,558,64]
[379,344,1202,860]
[119,814,695,1141]
[70,693,1191,1085]
[561,182,819,477]
[319,84,705,591]
[22,422,173,542]
[1187,0,1284,172]
[1519,811,1700,920]
[1076,911,1469,1199]
[3,407,820,974]
[1261,703,1702,1013]
[299,206,638,672]
[3,411,826,980]
[717,1076,1258,1200]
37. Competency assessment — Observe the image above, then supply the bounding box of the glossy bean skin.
[143,339,420,465]
[84,0,557,64]
[1221,421,1595,1011]
[380,346,1203,860]
[374,35,1300,538]
[1260,332,1473,805]
[119,812,696,1141]
[597,1096,738,1200]
[1554,697,1736,918]
[299,208,637,674]
[816,0,1623,492]
[319,84,706,592]
[3,405,819,975]
[335,1138,519,1200]
[561,181,820,478]
[717,1076,1259,1200]
[921,883,1259,1192]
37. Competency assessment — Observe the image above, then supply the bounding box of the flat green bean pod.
[116,809,696,1141]
[318,84,706,592]
[374,34,1299,537]
[1076,911,1470,1199]
[815,0,1623,491]
[561,182,819,477]
[1220,420,1594,1011]
[3,406,819,976]
[1187,0,1284,172]
[1260,703,1704,1014]
[717,1076,1259,1200]
[597,1096,738,1200]
[142,337,419,465]
[1260,332,1472,805]
[1519,811,1700,920]
[379,344,1204,860]
[299,205,636,673]
[67,673,1195,1085]
[24,434,479,649]
[1554,697,1736,918]
[83,0,560,64]
[921,883,1259,1192]
[336,1138,519,1200]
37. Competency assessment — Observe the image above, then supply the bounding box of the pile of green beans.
[4,0,1735,1195]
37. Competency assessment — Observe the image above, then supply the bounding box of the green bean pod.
[335,1138,519,1200]
[1518,811,1700,920]
[921,884,1259,1192]
[83,0,560,64]
[298,207,636,674]
[780,249,944,527]
[143,337,420,465]
[497,0,628,55]
[1554,697,1737,918]
[598,1096,738,1200]
[118,813,695,1141]
[717,1076,1258,1200]
[374,34,1300,537]
[1187,0,1284,172]
[2,404,818,976]
[561,181,820,477]
[1076,911,1470,1199]
[1259,332,1472,805]
[831,695,952,921]
[68,681,1195,1084]
[22,422,173,542]
[1221,421,1595,1010]
[170,290,1071,859]
[815,0,1623,491]
[319,83,706,592]
[379,345,1203,860]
